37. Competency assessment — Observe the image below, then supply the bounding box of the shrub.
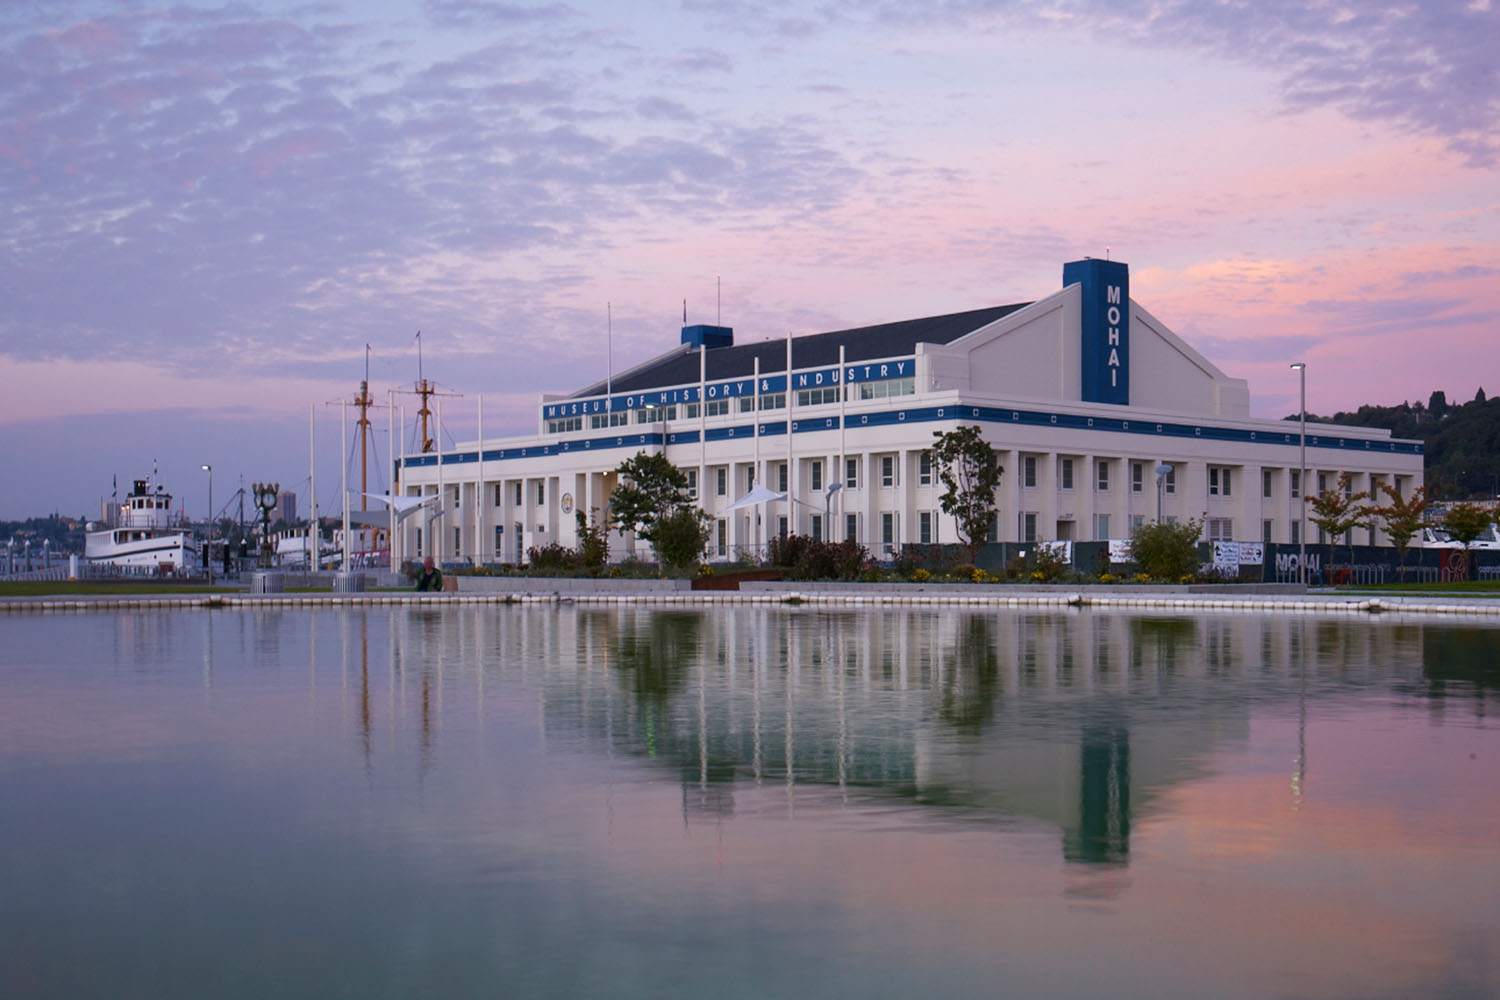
[911,567,932,583]
[769,534,869,581]
[654,507,711,573]
[526,541,581,574]
[1129,518,1205,582]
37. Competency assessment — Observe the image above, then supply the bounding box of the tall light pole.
[1154,462,1172,522]
[201,463,214,584]
[1291,363,1306,586]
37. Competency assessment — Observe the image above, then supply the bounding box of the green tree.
[1307,472,1371,577]
[575,508,609,576]
[1371,482,1430,583]
[609,452,695,565]
[1439,502,1495,583]
[653,506,711,573]
[1129,517,1204,582]
[930,425,1004,562]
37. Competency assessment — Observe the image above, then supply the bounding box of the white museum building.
[394,259,1424,565]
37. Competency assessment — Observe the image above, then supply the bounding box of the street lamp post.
[201,464,213,584]
[1291,363,1306,586]
[824,482,843,539]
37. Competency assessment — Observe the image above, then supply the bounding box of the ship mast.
[354,346,375,510]
[399,331,461,455]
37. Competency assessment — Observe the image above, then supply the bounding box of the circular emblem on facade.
[560,492,574,515]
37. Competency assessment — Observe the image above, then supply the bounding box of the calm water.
[2,605,1497,999]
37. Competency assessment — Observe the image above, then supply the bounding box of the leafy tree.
[1307,472,1371,575]
[575,509,609,576]
[1129,517,1204,582]
[1441,503,1495,551]
[1439,502,1495,583]
[1371,482,1430,583]
[930,425,1004,563]
[653,506,711,573]
[609,452,694,564]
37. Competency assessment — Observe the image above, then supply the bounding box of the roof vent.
[681,324,733,349]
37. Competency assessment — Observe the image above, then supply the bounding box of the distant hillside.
[1287,389,1500,499]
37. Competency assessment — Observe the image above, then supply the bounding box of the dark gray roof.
[572,301,1031,398]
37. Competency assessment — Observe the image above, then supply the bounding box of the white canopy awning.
[724,484,824,514]
[359,492,441,524]
[724,483,784,512]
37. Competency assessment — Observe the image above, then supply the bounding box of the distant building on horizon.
[275,491,297,526]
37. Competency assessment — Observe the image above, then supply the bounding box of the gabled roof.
[571,302,1032,398]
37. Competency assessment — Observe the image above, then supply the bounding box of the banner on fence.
[1108,539,1133,563]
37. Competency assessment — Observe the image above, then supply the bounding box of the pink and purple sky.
[2,0,1497,520]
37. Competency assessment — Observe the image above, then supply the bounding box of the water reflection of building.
[371,605,1430,868]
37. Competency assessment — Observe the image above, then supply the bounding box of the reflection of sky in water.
[1,607,1496,999]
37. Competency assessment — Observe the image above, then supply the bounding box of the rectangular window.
[1131,514,1144,533]
[1023,456,1037,489]
[416,527,422,556]
[494,525,503,558]
[451,485,460,509]
[1164,468,1176,494]
[919,451,932,486]
[590,411,630,429]
[777,516,788,540]
[493,483,502,507]
[536,481,545,505]
[757,393,785,411]
[881,455,895,488]
[1263,519,1273,544]
[1262,469,1273,499]
[739,396,755,413]
[1131,462,1144,493]
[453,526,461,557]
[747,467,755,492]
[1291,520,1301,544]
[777,463,787,493]
[881,512,894,548]
[1208,517,1233,541]
[919,511,932,544]
[1060,458,1074,491]
[1291,470,1301,499]
[810,515,822,542]
[845,457,858,489]
[1209,467,1232,497]
[986,519,998,543]
[846,512,858,543]
[704,399,729,417]
[1020,511,1037,543]
[1096,460,1110,493]
[716,519,726,557]
[1096,514,1110,540]
[686,469,698,501]
[1318,472,1328,493]
[810,461,823,493]
[795,386,840,407]
[716,467,727,496]
[513,482,522,506]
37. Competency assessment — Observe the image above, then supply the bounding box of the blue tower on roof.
[1064,258,1129,406]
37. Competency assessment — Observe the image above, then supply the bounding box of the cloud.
[846,0,1500,166]
[421,1,574,30]
[0,2,863,393]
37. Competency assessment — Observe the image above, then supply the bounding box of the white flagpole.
[308,403,316,569]
[341,399,351,571]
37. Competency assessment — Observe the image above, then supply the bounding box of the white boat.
[85,478,201,574]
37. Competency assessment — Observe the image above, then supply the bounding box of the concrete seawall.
[3,580,1497,619]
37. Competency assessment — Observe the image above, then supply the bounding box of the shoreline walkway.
[3,581,1498,619]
